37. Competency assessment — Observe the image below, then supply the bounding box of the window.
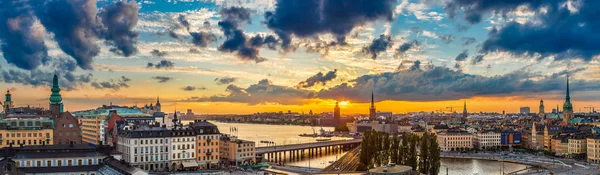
[47,160,51,167]
[69,124,73,128]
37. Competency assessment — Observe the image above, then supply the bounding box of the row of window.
[16,158,101,168]
[2,133,50,138]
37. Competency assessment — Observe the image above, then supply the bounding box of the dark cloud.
[471,55,484,65]
[98,0,139,57]
[551,68,586,78]
[168,31,179,40]
[185,79,314,105]
[152,76,172,83]
[189,48,201,53]
[455,49,469,61]
[182,86,207,91]
[35,0,100,70]
[90,75,131,91]
[395,40,421,57]
[203,21,211,29]
[190,32,216,47]
[150,49,167,57]
[264,0,396,49]
[249,34,279,50]
[438,34,455,44]
[462,37,477,46]
[298,69,338,88]
[217,7,266,63]
[215,76,237,85]
[410,60,421,71]
[362,34,393,59]
[0,1,48,70]
[177,14,190,30]
[1,64,93,91]
[147,60,175,69]
[317,66,600,102]
[446,0,600,61]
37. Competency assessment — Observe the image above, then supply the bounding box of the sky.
[1,0,600,114]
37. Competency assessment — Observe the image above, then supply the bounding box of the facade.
[437,130,473,151]
[0,117,54,147]
[3,90,14,115]
[347,121,398,133]
[53,112,82,145]
[519,107,531,114]
[190,121,221,169]
[220,135,256,166]
[118,126,173,172]
[170,128,197,171]
[74,106,151,145]
[568,135,587,158]
[587,135,600,164]
[500,130,521,147]
[475,130,500,149]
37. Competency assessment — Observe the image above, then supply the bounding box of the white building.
[118,126,175,172]
[170,128,197,170]
[475,130,501,149]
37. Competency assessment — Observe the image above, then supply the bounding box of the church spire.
[49,73,63,114]
[370,91,374,108]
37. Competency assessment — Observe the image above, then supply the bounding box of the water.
[205,121,529,173]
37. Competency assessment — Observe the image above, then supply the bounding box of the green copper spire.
[563,75,573,112]
[49,74,63,107]
[5,89,11,102]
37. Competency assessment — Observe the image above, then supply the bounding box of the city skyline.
[1,0,600,114]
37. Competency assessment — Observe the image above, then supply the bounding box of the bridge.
[256,139,362,163]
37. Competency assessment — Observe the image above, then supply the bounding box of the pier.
[256,139,362,163]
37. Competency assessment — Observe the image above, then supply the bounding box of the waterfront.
[207,121,530,173]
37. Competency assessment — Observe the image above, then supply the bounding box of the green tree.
[390,134,399,164]
[429,133,441,175]
[400,133,409,165]
[419,133,430,174]
[382,132,390,165]
[407,134,418,169]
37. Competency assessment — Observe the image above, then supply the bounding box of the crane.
[446,106,455,113]
[584,106,595,113]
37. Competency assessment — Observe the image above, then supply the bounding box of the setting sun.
[339,101,349,106]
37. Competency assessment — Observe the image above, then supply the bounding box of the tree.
[390,134,399,164]
[407,134,418,169]
[400,133,409,165]
[419,133,430,174]
[382,132,390,165]
[429,133,441,175]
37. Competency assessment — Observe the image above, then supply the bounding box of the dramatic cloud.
[264,0,397,49]
[471,55,484,65]
[462,37,477,46]
[438,34,455,44]
[0,1,48,70]
[98,0,140,57]
[446,0,600,61]
[317,66,600,102]
[298,69,338,88]
[362,34,393,59]
[150,49,167,57]
[249,34,279,50]
[186,79,314,105]
[152,76,172,83]
[455,49,469,61]
[147,60,174,69]
[182,86,207,91]
[190,32,216,47]
[90,75,131,91]
[395,40,421,56]
[217,7,266,63]
[177,14,190,30]
[0,0,140,71]
[215,76,237,85]
[0,58,93,90]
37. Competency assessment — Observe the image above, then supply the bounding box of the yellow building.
[568,135,587,158]
[437,130,473,152]
[0,118,54,148]
[220,135,256,166]
[587,135,600,164]
[190,120,221,169]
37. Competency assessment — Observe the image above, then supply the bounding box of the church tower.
[462,101,468,118]
[562,76,574,124]
[49,74,63,115]
[369,91,376,120]
[155,96,162,112]
[3,89,13,115]
[539,99,545,125]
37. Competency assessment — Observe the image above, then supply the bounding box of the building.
[53,112,83,145]
[74,106,152,145]
[500,130,522,147]
[587,135,600,164]
[0,117,54,147]
[475,130,501,150]
[539,99,545,124]
[568,135,587,159]
[220,135,256,166]
[562,76,574,125]
[118,126,173,172]
[519,107,531,114]
[170,127,197,171]
[437,130,473,151]
[190,120,221,169]
[347,121,398,133]
[369,92,376,121]
[551,135,569,155]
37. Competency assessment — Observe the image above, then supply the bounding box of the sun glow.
[339,101,349,106]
